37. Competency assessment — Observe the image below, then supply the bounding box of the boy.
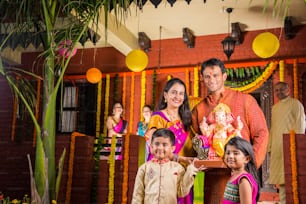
[132,128,205,204]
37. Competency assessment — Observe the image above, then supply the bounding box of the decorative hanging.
[252,32,280,58]
[86,68,102,84]
[58,40,77,58]
[125,49,148,72]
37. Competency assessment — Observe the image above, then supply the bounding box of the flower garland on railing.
[140,71,146,120]
[66,132,86,204]
[107,135,117,204]
[293,59,298,99]
[185,68,190,95]
[279,60,284,82]
[193,66,199,97]
[290,130,299,204]
[129,73,135,132]
[123,73,127,114]
[32,79,41,146]
[231,61,278,93]
[103,74,110,136]
[96,80,102,137]
[121,133,130,204]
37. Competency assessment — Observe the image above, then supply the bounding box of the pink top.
[222,173,258,204]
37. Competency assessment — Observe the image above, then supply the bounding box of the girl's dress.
[222,173,258,204]
[147,111,193,204]
[137,121,148,136]
[137,121,149,159]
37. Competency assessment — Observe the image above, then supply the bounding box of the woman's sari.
[112,117,127,134]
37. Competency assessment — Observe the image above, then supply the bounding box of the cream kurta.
[132,160,197,204]
[268,97,305,184]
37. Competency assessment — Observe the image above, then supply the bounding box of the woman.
[106,102,128,143]
[137,105,152,136]
[145,78,194,204]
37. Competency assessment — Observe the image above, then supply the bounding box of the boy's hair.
[224,136,260,201]
[151,128,175,146]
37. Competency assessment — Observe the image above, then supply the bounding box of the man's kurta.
[268,96,305,184]
[191,88,269,167]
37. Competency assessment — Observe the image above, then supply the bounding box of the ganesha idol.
[192,103,243,160]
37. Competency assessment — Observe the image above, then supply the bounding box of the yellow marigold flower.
[52,200,57,204]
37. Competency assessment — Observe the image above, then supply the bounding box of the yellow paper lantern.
[252,32,280,58]
[125,49,148,72]
[86,68,102,84]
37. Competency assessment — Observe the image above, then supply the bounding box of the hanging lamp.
[221,8,236,61]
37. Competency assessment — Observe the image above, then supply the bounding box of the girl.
[222,137,260,204]
[136,105,152,136]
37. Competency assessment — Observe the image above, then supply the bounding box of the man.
[268,81,305,204]
[191,58,269,203]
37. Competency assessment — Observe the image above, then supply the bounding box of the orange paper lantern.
[86,68,102,84]
[125,49,148,72]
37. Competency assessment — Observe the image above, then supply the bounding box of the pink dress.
[222,173,258,204]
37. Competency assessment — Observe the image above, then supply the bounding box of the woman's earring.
[164,99,167,103]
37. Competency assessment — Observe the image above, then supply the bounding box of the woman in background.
[106,102,128,143]
[137,105,152,136]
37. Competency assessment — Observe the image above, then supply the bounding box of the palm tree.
[0,0,133,203]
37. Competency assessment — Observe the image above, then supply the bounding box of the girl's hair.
[151,128,175,146]
[224,137,260,201]
[201,58,226,74]
[143,104,152,111]
[158,78,192,131]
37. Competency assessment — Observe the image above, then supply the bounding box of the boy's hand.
[193,158,207,171]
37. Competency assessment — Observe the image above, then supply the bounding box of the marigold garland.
[152,70,157,109]
[129,73,135,132]
[185,68,190,95]
[231,61,278,93]
[96,80,102,137]
[279,60,284,82]
[66,132,86,204]
[140,71,146,120]
[103,74,110,135]
[123,73,127,116]
[121,133,130,204]
[293,59,298,99]
[290,130,299,204]
[108,135,117,204]
[32,79,41,146]
[167,74,172,81]
[193,66,199,97]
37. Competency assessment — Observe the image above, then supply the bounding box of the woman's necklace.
[111,116,120,124]
[165,109,179,122]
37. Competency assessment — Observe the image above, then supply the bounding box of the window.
[57,82,97,135]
